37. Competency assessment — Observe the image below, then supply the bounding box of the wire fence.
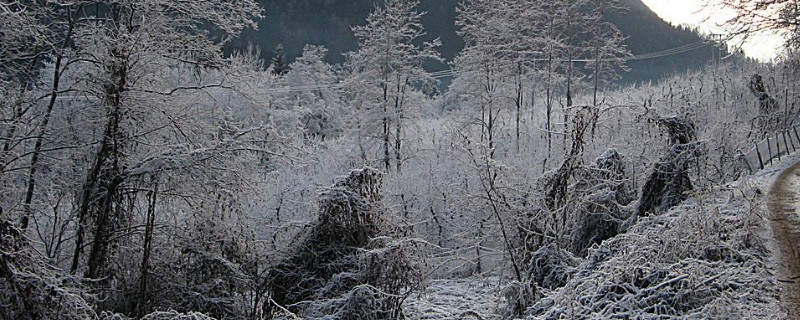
[743,126,800,171]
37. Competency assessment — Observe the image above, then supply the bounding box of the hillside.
[228,0,715,83]
[609,0,717,82]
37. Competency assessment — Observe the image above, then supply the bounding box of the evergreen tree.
[271,44,290,76]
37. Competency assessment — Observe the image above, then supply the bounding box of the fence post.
[776,132,782,160]
[783,131,792,153]
[767,137,773,166]
[787,131,796,152]
[794,127,800,148]
[756,143,765,170]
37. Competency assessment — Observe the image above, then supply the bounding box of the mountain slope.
[228,0,715,83]
[610,0,716,82]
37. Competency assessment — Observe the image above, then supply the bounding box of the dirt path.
[769,159,800,314]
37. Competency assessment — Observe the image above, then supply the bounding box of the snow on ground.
[404,277,503,319]
[405,155,798,319]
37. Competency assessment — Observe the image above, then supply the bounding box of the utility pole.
[710,33,724,69]
[709,33,724,106]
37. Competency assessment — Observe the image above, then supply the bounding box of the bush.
[0,220,96,320]
[265,168,425,319]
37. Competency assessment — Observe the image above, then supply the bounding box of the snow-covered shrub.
[300,111,340,140]
[637,141,704,216]
[637,117,704,217]
[527,243,579,290]
[167,248,254,317]
[655,116,697,145]
[497,244,577,319]
[500,280,538,319]
[265,168,424,319]
[99,310,217,320]
[522,147,635,259]
[748,74,781,136]
[529,179,780,319]
[0,220,96,320]
[112,185,264,319]
[569,149,635,256]
[543,106,600,213]
[140,310,217,320]
[523,106,605,255]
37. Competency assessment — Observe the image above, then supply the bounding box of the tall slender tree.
[582,0,631,107]
[347,0,442,173]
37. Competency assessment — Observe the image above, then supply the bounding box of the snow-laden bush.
[527,243,580,291]
[655,116,697,145]
[500,280,538,319]
[637,141,705,217]
[569,149,635,256]
[528,178,780,319]
[748,74,781,136]
[265,168,425,319]
[139,310,217,320]
[499,243,578,318]
[638,117,703,217]
[100,310,217,320]
[0,220,96,319]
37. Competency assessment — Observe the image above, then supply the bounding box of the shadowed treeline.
[227,0,717,85]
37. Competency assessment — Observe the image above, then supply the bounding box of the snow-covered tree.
[346,0,442,173]
[453,0,630,154]
[265,168,424,319]
[271,44,290,76]
[452,0,511,157]
[286,45,343,140]
[719,0,800,51]
[0,220,96,320]
[582,0,632,106]
[0,1,272,318]
[61,0,262,283]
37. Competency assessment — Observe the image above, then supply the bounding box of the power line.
[257,41,712,94]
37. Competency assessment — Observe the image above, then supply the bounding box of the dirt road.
[769,159,800,314]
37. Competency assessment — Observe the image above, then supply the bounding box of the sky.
[641,0,786,61]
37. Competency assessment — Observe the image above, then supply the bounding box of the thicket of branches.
[264,168,425,320]
[528,177,779,319]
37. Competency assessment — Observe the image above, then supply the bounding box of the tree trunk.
[489,101,495,160]
[484,62,496,160]
[382,82,391,173]
[394,75,405,173]
[21,11,76,231]
[565,18,574,151]
[0,100,24,175]
[593,45,601,107]
[137,180,157,317]
[72,50,128,278]
[476,220,483,275]
[515,62,523,153]
[71,114,116,273]
[546,54,554,157]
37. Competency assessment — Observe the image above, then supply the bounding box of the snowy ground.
[404,155,798,319]
[404,276,503,319]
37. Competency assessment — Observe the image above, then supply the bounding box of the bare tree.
[719,0,800,50]
[582,0,631,107]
